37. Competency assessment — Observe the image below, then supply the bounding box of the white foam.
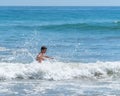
[114,20,120,24]
[0,61,120,81]
[0,47,8,51]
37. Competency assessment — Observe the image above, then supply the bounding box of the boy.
[36,46,53,63]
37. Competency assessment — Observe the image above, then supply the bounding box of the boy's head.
[41,46,47,53]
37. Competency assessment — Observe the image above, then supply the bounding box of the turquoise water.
[1,7,120,63]
[0,6,120,96]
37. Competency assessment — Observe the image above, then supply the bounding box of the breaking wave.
[0,61,120,81]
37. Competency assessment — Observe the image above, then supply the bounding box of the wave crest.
[1,21,120,31]
[0,61,120,81]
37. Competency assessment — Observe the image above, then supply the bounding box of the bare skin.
[36,49,53,63]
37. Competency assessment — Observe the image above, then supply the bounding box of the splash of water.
[0,61,119,81]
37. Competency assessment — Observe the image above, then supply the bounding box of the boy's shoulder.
[38,52,44,56]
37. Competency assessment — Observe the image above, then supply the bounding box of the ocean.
[0,6,120,96]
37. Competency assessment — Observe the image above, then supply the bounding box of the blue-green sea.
[0,6,120,96]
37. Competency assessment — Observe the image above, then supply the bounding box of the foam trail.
[0,61,120,81]
[114,20,120,24]
[0,47,8,51]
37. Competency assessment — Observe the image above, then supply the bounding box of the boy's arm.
[44,56,54,59]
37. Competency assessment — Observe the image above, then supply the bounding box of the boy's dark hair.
[41,46,47,51]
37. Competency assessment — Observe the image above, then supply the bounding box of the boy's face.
[42,49,47,53]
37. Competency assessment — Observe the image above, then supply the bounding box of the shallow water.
[0,80,120,96]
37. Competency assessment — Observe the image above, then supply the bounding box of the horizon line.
[0,5,120,7]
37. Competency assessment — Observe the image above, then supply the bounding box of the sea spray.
[0,61,119,81]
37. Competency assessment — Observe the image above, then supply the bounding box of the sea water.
[0,6,120,96]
